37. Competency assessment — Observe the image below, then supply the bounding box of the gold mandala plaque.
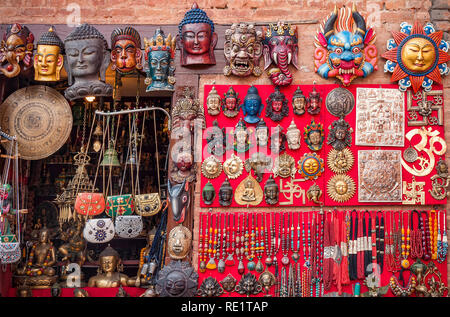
[0,85,73,160]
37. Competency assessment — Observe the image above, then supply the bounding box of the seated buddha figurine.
[15,227,57,288]
[88,245,132,288]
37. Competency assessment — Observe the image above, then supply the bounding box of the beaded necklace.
[291,212,300,263]
[287,263,295,297]
[237,213,245,275]
[226,213,235,266]
[295,261,302,297]
[357,211,365,280]
[218,214,226,273]
[349,210,358,280]
[302,212,310,267]
[255,213,265,273]
[274,212,281,294]
[323,211,333,291]
[206,213,217,270]
[363,211,371,276]
[410,210,423,260]
[280,266,288,297]
[247,213,256,271]
[377,211,385,273]
[236,214,245,275]
[215,214,221,266]
[437,210,448,263]
[392,211,402,268]
[430,210,437,260]
[341,211,350,286]
[265,213,274,266]
[281,212,290,266]
[421,211,431,261]
[198,213,206,272]
[400,211,410,269]
[385,212,397,273]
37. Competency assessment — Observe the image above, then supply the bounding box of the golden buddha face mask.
[34,27,64,81]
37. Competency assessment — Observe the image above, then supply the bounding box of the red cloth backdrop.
[197,209,448,297]
[200,84,446,207]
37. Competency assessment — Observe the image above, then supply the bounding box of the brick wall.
[1,0,449,290]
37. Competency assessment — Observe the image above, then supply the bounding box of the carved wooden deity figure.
[110,26,143,75]
[0,23,34,78]
[178,2,218,66]
[262,22,299,86]
[34,26,64,82]
[224,23,263,77]
[64,24,113,100]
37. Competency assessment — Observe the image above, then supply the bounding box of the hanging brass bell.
[100,142,120,167]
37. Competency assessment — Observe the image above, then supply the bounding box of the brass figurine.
[87,245,132,288]
[15,228,57,289]
[201,155,222,179]
[273,153,296,178]
[235,175,263,206]
[244,152,273,183]
[197,277,224,297]
[327,148,354,174]
[327,174,355,203]
[223,154,244,180]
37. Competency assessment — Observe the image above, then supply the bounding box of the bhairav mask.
[223,23,263,77]
[110,26,143,75]
[178,3,218,66]
[314,4,377,86]
[262,22,299,86]
[34,26,64,82]
[242,85,264,124]
[64,24,113,100]
[0,23,34,78]
[144,28,176,91]
[382,21,450,93]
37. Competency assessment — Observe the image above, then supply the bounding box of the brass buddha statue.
[15,227,58,289]
[88,245,132,288]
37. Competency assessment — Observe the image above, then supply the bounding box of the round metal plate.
[325,87,355,118]
[0,85,73,160]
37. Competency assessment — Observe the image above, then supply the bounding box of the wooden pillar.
[165,73,199,265]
